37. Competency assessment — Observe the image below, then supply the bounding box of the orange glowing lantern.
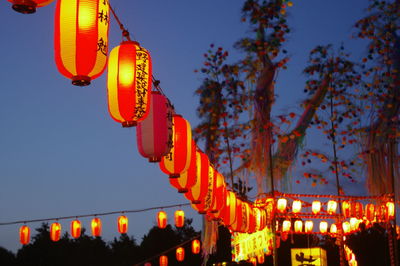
[192,239,201,254]
[160,115,193,178]
[70,220,81,239]
[55,0,109,86]
[159,255,168,266]
[91,218,102,237]
[342,221,351,234]
[258,254,265,264]
[312,201,321,214]
[250,257,257,266]
[170,141,197,193]
[330,224,337,236]
[277,198,287,213]
[192,166,216,214]
[282,220,291,232]
[327,200,337,214]
[305,221,313,233]
[386,202,395,220]
[294,220,303,233]
[365,203,376,221]
[351,202,363,219]
[212,172,226,211]
[117,215,128,234]
[292,200,302,213]
[158,211,168,229]
[174,210,185,228]
[176,247,185,262]
[342,201,351,218]
[184,151,211,204]
[230,199,243,232]
[19,225,30,245]
[319,221,328,234]
[220,191,237,227]
[7,0,54,14]
[349,218,358,232]
[50,222,62,242]
[107,41,152,127]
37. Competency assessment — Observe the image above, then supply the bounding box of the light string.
[0,203,190,226]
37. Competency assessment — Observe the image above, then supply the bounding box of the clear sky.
[0,0,369,253]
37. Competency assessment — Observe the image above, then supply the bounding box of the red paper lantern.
[159,255,168,266]
[365,203,375,221]
[55,0,109,86]
[50,222,62,242]
[258,254,265,264]
[230,199,243,232]
[176,247,185,262]
[192,239,201,254]
[220,191,237,227]
[184,151,210,204]
[107,41,152,127]
[91,217,102,237]
[342,201,351,218]
[170,141,197,193]
[70,220,81,239]
[212,172,227,211]
[117,215,128,234]
[157,211,168,229]
[192,166,216,214]
[174,210,185,228]
[160,115,193,178]
[137,91,173,162]
[7,0,54,14]
[247,205,256,233]
[351,202,363,219]
[19,225,30,245]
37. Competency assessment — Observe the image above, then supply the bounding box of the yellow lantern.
[117,215,128,234]
[292,200,302,213]
[342,201,351,218]
[327,200,337,214]
[349,218,359,232]
[330,223,337,236]
[319,221,328,234]
[343,221,351,234]
[294,220,303,233]
[305,220,313,233]
[158,211,168,229]
[277,198,287,213]
[312,200,321,214]
[386,202,395,220]
[282,220,291,232]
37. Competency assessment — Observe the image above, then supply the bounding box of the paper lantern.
[170,141,197,193]
[70,220,81,239]
[107,41,152,127]
[55,0,109,86]
[253,207,266,232]
[160,115,193,178]
[19,225,30,245]
[319,221,328,234]
[7,0,54,14]
[247,206,256,233]
[184,151,210,204]
[159,255,168,266]
[117,215,128,234]
[292,200,302,213]
[282,220,291,232]
[294,220,303,233]
[312,201,321,214]
[91,217,102,237]
[192,166,216,214]
[305,221,313,233]
[230,199,243,232]
[212,171,227,211]
[386,202,395,220]
[137,91,173,162]
[258,254,265,264]
[240,202,252,233]
[277,198,287,213]
[220,191,237,227]
[342,201,351,218]
[50,222,62,242]
[330,224,337,236]
[192,239,201,254]
[174,210,185,228]
[157,211,168,229]
[365,203,375,221]
[176,247,185,262]
[349,218,359,232]
[327,200,337,214]
[351,202,363,219]
[343,221,351,234]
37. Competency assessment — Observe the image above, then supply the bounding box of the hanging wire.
[0,203,191,226]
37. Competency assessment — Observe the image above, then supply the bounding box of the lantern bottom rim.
[169,174,180,178]
[72,76,91,87]
[122,121,137,127]
[12,4,36,14]
[148,157,161,163]
[178,189,188,193]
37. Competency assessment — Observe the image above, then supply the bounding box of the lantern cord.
[0,203,191,226]
[133,234,201,266]
[107,0,132,41]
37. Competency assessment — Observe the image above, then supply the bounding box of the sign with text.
[291,248,327,266]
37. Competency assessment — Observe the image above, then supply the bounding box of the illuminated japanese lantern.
[247,206,256,233]
[240,202,252,233]
[342,221,351,234]
[365,203,376,221]
[221,191,237,227]
[386,202,395,220]
[19,225,30,245]
[342,201,351,218]
[305,221,313,233]
[230,199,243,232]
[159,255,168,266]
[174,210,185,228]
[349,218,358,232]
[292,200,302,213]
[55,0,109,86]
[50,222,62,242]
[312,201,321,214]
[254,207,266,232]
[184,151,210,204]
[319,221,328,234]
[258,254,265,264]
[117,215,128,234]
[91,218,102,237]
[160,115,193,178]
[351,202,363,219]
[277,198,287,213]
[282,220,291,232]
[70,220,81,239]
[330,224,337,236]
[212,172,226,211]
[107,41,152,127]
[158,211,168,229]
[294,220,303,233]
[327,200,337,214]
[137,92,173,162]
[176,247,185,262]
[170,141,197,193]
[7,0,54,14]
[192,239,201,254]
[192,166,216,214]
